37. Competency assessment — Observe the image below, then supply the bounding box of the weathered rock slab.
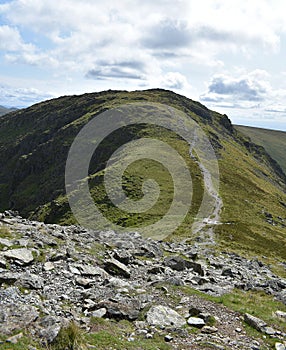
[3,248,34,265]
[146,305,186,328]
[0,303,39,335]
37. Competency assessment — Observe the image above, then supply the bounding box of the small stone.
[201,326,218,334]
[145,333,153,339]
[165,276,184,286]
[72,264,109,278]
[92,308,107,318]
[263,326,276,335]
[148,266,165,274]
[251,340,262,350]
[185,250,198,260]
[187,317,205,328]
[275,343,286,350]
[98,300,140,321]
[75,277,94,287]
[38,316,61,344]
[244,313,267,332]
[164,335,173,342]
[113,250,132,265]
[43,262,55,271]
[222,267,235,277]
[275,310,286,320]
[187,261,205,276]
[104,258,131,278]
[198,312,212,323]
[164,256,187,271]
[0,238,13,247]
[146,305,186,328]
[84,299,96,310]
[16,273,44,290]
[108,277,132,289]
[6,332,23,344]
[235,327,242,333]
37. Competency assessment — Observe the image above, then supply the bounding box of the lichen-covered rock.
[3,248,35,265]
[104,258,131,278]
[244,313,267,332]
[187,317,205,328]
[0,212,285,349]
[146,305,186,328]
[0,303,39,335]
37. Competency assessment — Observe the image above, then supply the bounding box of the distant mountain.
[0,89,286,261]
[236,125,286,176]
[0,105,18,116]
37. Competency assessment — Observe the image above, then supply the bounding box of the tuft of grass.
[50,321,87,350]
[88,317,171,350]
[218,289,286,331]
[206,315,216,326]
[0,226,13,239]
[179,285,286,335]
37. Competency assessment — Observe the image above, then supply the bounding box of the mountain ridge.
[0,89,286,261]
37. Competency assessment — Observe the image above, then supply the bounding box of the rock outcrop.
[0,211,285,349]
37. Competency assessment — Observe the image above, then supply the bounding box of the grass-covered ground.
[236,125,286,175]
[1,89,286,262]
[1,285,285,349]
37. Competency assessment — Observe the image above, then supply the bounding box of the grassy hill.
[0,89,286,262]
[236,125,286,175]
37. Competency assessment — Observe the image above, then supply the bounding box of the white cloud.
[200,69,286,129]
[160,72,189,90]
[0,25,34,52]
[0,0,286,130]
[0,83,54,107]
[201,70,271,106]
[1,0,286,74]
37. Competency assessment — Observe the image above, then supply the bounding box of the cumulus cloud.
[0,25,35,52]
[0,0,286,119]
[1,0,285,74]
[0,84,54,107]
[142,19,191,49]
[200,69,286,129]
[86,60,146,80]
[160,72,189,89]
[201,70,271,106]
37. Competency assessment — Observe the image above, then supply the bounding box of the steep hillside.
[0,89,286,261]
[236,125,286,175]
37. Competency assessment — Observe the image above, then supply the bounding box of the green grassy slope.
[236,125,286,175]
[0,89,286,261]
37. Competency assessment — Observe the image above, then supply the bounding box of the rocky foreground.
[0,211,286,349]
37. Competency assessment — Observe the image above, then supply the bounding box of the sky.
[1,0,286,130]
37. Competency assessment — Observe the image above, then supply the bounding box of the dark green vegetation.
[0,89,286,260]
[236,125,286,175]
